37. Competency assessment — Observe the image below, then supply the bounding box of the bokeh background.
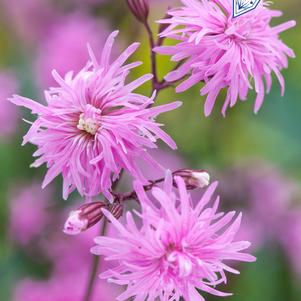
[0,0,300,300]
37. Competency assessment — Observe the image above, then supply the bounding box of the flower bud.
[126,0,149,24]
[108,202,123,220]
[173,169,210,190]
[63,202,106,235]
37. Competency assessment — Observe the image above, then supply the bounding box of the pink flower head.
[91,172,256,300]
[155,0,296,116]
[0,72,19,139]
[10,31,181,201]
[36,13,111,88]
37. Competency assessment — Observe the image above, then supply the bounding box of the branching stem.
[143,20,175,93]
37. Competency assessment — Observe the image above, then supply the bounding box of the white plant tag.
[233,0,261,18]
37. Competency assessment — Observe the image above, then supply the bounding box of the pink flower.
[9,183,52,246]
[0,72,19,139]
[155,0,295,116]
[91,172,255,300]
[36,13,111,88]
[10,31,181,201]
[125,148,187,184]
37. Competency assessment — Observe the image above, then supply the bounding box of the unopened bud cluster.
[173,169,210,190]
[63,200,124,235]
[63,169,209,235]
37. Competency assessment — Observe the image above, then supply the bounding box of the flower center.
[77,104,101,135]
[224,18,252,41]
[77,114,99,135]
[166,250,193,278]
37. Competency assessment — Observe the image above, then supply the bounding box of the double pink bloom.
[155,0,295,116]
[92,172,256,300]
[11,31,181,200]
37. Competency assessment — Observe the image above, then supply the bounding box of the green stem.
[82,220,108,301]
[82,171,123,301]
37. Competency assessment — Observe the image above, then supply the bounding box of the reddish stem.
[143,20,174,93]
[111,177,165,203]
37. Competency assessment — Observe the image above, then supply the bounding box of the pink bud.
[173,169,210,190]
[63,202,106,235]
[126,0,149,24]
[63,210,88,235]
